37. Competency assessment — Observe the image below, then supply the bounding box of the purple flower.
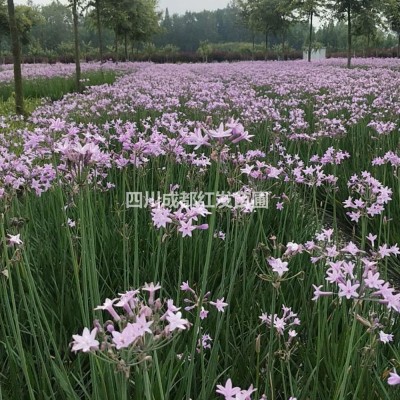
[338,280,360,299]
[71,327,99,353]
[388,370,400,385]
[210,298,228,312]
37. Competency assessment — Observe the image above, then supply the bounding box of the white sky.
[15,0,231,15]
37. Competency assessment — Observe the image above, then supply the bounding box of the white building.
[303,48,326,61]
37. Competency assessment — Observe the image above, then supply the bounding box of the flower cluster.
[259,305,301,339]
[71,282,190,372]
[304,230,400,313]
[344,172,392,223]
[150,200,210,237]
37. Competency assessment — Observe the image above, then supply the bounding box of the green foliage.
[0,0,8,37]
[385,0,400,35]
[32,1,73,51]
[237,0,298,38]
[197,40,212,62]
[100,0,160,43]
[0,70,117,102]
[162,43,179,61]
[0,0,398,60]
[15,5,44,45]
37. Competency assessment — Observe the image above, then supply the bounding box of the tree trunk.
[115,31,118,63]
[308,10,313,62]
[282,30,287,60]
[265,30,268,61]
[347,4,351,68]
[398,33,400,58]
[7,0,24,115]
[72,0,81,92]
[95,0,103,63]
[252,32,255,60]
[124,32,128,61]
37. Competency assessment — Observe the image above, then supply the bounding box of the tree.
[295,0,326,61]
[0,1,8,60]
[99,0,159,60]
[330,0,379,67]
[85,0,104,61]
[352,6,381,54]
[128,0,161,48]
[197,39,212,62]
[236,0,295,58]
[385,0,400,57]
[15,5,43,46]
[68,0,83,91]
[34,1,73,52]
[7,0,24,114]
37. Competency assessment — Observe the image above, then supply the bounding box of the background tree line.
[1,0,400,113]
[0,0,399,64]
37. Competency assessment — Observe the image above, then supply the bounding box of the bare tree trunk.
[282,30,287,60]
[95,0,103,63]
[115,31,118,63]
[252,32,255,60]
[124,32,128,61]
[398,33,400,58]
[308,10,313,62]
[265,30,268,61]
[72,0,81,92]
[347,4,352,68]
[7,0,24,115]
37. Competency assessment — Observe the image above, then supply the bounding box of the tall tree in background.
[69,0,82,91]
[86,0,103,62]
[385,0,400,57]
[34,1,73,52]
[296,0,325,61]
[236,0,295,58]
[235,0,262,53]
[127,0,160,55]
[94,0,103,62]
[352,6,381,54]
[0,0,8,53]
[100,0,160,60]
[7,0,24,114]
[330,0,379,68]
[15,5,43,46]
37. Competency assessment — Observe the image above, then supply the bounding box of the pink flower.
[312,284,333,301]
[338,280,360,299]
[210,298,228,312]
[94,298,121,321]
[364,271,384,289]
[388,370,400,385]
[378,331,393,344]
[180,281,192,291]
[166,311,189,332]
[178,219,197,237]
[216,379,241,399]
[366,233,377,247]
[71,327,99,353]
[200,307,209,320]
[151,207,172,228]
[207,122,232,139]
[142,282,161,305]
[7,233,23,246]
[237,385,257,399]
[268,257,289,277]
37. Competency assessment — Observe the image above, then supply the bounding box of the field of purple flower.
[1,58,400,399]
